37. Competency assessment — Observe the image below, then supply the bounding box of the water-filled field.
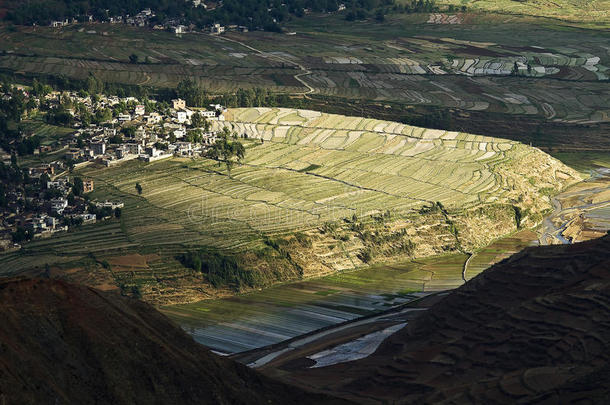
[163,233,539,354]
[162,254,468,354]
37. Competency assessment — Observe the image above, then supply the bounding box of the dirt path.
[208,34,315,95]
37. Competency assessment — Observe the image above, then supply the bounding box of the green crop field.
[434,0,610,26]
[0,108,580,304]
[0,10,608,152]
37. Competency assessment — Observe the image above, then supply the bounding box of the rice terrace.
[0,107,581,305]
[0,1,609,403]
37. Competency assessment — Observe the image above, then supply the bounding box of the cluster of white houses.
[57,94,226,167]
[0,83,236,250]
[48,6,235,35]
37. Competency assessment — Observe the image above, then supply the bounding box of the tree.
[205,129,246,177]
[114,207,122,218]
[192,255,202,272]
[72,177,84,196]
[86,74,103,95]
[176,79,208,107]
[154,141,168,151]
[11,227,31,243]
[95,108,112,124]
[131,285,142,299]
[191,112,204,128]
[135,182,142,195]
[129,53,139,64]
[122,126,136,138]
[233,141,245,161]
[108,134,123,144]
[375,10,385,22]
[40,173,50,187]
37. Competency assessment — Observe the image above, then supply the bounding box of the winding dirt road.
[210,34,315,95]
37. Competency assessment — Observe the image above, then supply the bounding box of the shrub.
[321,221,338,234]
[178,249,256,290]
[358,248,373,263]
[294,232,312,248]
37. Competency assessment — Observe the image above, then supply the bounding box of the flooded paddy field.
[162,249,528,354]
[162,170,609,356]
[161,255,467,354]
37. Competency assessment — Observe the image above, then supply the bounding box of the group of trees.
[394,0,438,13]
[87,203,121,219]
[206,127,245,176]
[3,0,414,31]
[0,84,38,157]
[178,249,256,290]
[400,108,452,131]
[346,0,440,20]
[175,79,303,110]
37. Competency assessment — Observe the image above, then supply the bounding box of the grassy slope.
[0,108,581,304]
[434,0,610,25]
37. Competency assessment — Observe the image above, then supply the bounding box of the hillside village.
[13,1,365,34]
[0,83,228,251]
[47,6,238,36]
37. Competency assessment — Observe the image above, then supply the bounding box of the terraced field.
[163,255,467,354]
[434,0,610,25]
[218,107,578,212]
[0,108,580,303]
[0,12,608,147]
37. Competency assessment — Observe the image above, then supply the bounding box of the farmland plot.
[163,255,466,354]
[67,108,579,258]
[0,108,580,304]
[217,108,578,212]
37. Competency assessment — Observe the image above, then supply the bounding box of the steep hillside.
[273,234,610,403]
[0,277,344,405]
